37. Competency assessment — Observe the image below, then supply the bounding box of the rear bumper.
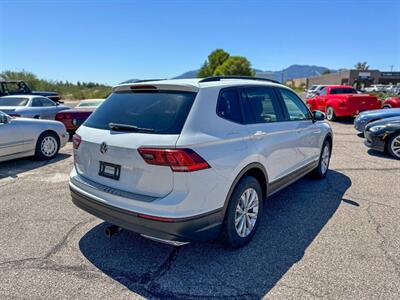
[70,187,224,243]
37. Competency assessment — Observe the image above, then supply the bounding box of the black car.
[0,80,61,102]
[364,116,400,159]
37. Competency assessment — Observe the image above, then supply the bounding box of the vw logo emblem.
[100,142,108,154]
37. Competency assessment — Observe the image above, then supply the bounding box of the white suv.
[69,76,332,248]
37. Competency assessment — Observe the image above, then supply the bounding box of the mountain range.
[121,65,338,84]
[174,65,337,82]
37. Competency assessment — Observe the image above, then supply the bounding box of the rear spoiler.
[113,83,199,93]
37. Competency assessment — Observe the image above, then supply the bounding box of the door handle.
[252,131,267,138]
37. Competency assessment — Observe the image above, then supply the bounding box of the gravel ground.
[0,121,399,299]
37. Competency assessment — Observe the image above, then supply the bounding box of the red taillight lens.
[72,134,81,149]
[138,148,210,172]
[55,113,63,120]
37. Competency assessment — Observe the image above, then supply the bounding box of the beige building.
[305,69,400,90]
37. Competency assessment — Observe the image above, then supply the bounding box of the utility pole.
[390,64,394,72]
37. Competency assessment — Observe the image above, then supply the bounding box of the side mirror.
[0,114,10,124]
[313,110,325,122]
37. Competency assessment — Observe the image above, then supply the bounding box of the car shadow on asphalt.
[0,153,71,179]
[331,117,354,125]
[79,170,351,299]
[367,149,397,160]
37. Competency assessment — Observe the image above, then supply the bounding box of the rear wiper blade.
[108,122,155,132]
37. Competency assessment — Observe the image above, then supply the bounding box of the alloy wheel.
[235,188,259,238]
[320,144,331,174]
[390,136,400,158]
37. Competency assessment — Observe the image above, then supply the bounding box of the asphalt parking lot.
[0,121,399,299]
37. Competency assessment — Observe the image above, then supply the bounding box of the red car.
[306,86,380,121]
[382,96,400,109]
[55,99,104,133]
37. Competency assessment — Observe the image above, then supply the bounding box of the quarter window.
[279,89,311,121]
[216,88,243,123]
[244,87,280,123]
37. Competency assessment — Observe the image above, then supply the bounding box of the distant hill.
[173,64,337,82]
[173,70,199,79]
[270,65,336,82]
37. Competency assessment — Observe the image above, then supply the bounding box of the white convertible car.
[0,111,69,162]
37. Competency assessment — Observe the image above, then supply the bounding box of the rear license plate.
[99,161,121,180]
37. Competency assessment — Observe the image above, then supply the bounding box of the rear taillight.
[138,148,210,172]
[55,113,63,120]
[72,134,81,149]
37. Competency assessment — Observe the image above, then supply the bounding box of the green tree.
[213,56,255,76]
[354,61,369,70]
[322,70,331,75]
[198,48,230,77]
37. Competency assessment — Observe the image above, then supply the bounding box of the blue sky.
[1,0,399,85]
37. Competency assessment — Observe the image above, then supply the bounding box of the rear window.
[77,101,103,108]
[84,91,196,134]
[0,97,29,106]
[330,88,357,94]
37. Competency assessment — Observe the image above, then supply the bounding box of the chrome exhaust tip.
[140,234,189,246]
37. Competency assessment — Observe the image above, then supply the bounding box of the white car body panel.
[70,79,332,221]
[0,115,68,162]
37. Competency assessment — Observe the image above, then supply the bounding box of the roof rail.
[199,76,280,84]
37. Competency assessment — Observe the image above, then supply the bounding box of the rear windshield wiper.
[108,122,155,133]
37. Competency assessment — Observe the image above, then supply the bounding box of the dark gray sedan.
[354,108,400,132]
[0,95,69,119]
[364,116,400,159]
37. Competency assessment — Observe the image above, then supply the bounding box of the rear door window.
[40,98,56,106]
[243,86,282,123]
[32,98,43,107]
[84,91,196,134]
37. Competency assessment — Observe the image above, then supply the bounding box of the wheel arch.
[221,162,269,219]
[36,129,61,146]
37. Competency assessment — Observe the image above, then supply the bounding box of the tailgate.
[347,95,379,111]
[74,126,179,198]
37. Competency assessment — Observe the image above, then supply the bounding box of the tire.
[326,106,336,121]
[387,133,400,159]
[35,131,60,160]
[222,176,263,248]
[382,105,391,109]
[311,139,332,179]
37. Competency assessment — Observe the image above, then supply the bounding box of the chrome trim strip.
[70,174,158,202]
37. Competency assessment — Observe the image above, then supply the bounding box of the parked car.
[364,84,386,93]
[55,99,104,134]
[0,80,61,102]
[306,85,325,98]
[69,76,332,248]
[0,111,68,162]
[354,108,400,132]
[382,96,400,109]
[306,86,380,121]
[364,116,400,159]
[0,95,69,119]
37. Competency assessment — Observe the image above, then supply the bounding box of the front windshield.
[0,97,29,106]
